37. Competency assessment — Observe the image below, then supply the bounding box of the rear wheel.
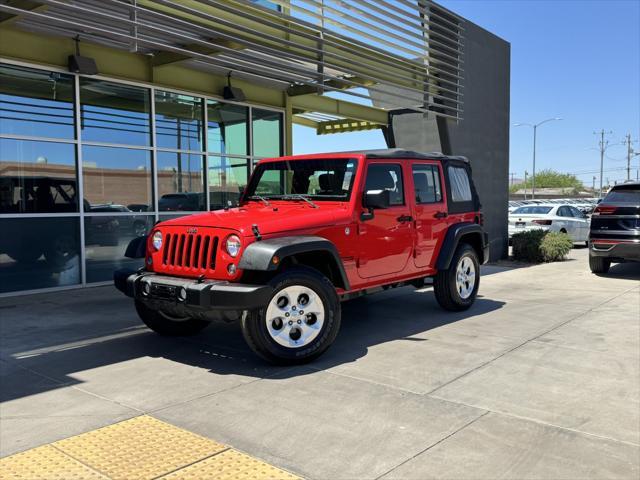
[589,255,611,274]
[135,300,209,336]
[433,243,480,311]
[241,267,340,365]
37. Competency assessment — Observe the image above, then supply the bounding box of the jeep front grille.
[161,233,219,272]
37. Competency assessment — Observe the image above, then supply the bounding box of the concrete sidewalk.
[1,248,639,479]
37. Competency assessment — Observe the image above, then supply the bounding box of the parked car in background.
[508,204,590,244]
[588,182,640,273]
[158,192,206,211]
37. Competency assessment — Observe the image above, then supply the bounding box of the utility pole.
[592,176,596,192]
[624,134,634,181]
[510,172,516,186]
[524,171,528,200]
[595,129,613,198]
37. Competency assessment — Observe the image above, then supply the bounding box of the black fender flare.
[125,235,147,259]
[238,235,350,290]
[435,223,489,270]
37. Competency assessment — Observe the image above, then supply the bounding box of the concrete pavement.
[1,247,638,479]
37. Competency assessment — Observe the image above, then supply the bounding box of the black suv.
[589,182,640,273]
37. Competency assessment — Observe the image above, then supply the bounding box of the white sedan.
[508,204,590,243]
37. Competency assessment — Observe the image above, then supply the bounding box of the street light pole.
[515,117,562,199]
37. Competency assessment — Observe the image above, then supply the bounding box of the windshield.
[512,206,553,214]
[244,159,358,201]
[604,187,640,203]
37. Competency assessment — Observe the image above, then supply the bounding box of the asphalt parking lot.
[1,247,639,479]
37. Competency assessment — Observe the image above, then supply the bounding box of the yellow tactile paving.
[0,415,301,480]
[52,416,227,480]
[159,449,299,480]
[0,444,107,480]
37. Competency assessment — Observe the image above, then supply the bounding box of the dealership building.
[0,0,509,295]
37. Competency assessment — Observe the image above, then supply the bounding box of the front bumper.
[114,268,273,310]
[589,240,640,262]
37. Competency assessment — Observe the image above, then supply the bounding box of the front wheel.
[589,255,611,274]
[241,267,341,365]
[135,300,209,336]
[433,243,480,311]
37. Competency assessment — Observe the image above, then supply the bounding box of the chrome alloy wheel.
[265,285,325,348]
[455,255,476,300]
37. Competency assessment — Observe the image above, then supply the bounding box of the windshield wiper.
[247,195,271,207]
[283,194,318,209]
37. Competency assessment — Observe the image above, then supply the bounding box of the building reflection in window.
[80,78,151,146]
[252,108,283,158]
[0,217,80,293]
[208,156,250,210]
[82,145,152,211]
[0,64,75,139]
[0,138,77,213]
[207,101,248,156]
[155,91,203,152]
[157,151,205,211]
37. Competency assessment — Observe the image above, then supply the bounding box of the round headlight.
[152,231,163,251]
[225,235,241,257]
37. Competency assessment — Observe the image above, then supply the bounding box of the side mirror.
[363,189,390,210]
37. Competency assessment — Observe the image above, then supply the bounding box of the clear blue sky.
[293,0,640,186]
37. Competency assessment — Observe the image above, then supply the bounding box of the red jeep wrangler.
[115,149,488,364]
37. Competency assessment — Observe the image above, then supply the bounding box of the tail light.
[532,219,552,225]
[592,205,617,216]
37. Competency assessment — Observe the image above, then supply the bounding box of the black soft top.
[357,148,469,163]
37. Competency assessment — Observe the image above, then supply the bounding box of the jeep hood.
[159,203,351,237]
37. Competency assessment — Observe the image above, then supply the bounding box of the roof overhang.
[0,0,464,133]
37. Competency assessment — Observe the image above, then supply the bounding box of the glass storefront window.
[80,78,151,146]
[208,156,250,210]
[157,151,205,211]
[0,138,77,213]
[82,145,152,211]
[0,64,75,139]
[84,214,153,282]
[252,108,282,158]
[155,91,203,151]
[0,217,81,293]
[207,101,248,156]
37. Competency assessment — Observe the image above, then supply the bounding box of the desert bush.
[511,229,547,262]
[540,231,573,262]
[512,229,573,263]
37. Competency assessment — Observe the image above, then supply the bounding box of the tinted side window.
[558,206,571,217]
[412,164,442,204]
[365,164,404,206]
[447,166,472,202]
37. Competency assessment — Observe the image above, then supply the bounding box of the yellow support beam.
[287,76,377,97]
[152,39,245,67]
[291,94,388,125]
[317,118,382,135]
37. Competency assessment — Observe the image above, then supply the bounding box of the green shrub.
[512,229,573,263]
[512,229,547,262]
[540,231,573,262]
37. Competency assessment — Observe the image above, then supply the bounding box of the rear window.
[447,166,472,202]
[512,206,553,214]
[604,187,640,203]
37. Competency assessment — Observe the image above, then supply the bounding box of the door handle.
[397,215,413,223]
[434,211,448,219]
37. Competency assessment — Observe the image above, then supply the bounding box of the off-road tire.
[589,255,611,274]
[135,300,209,336]
[241,267,341,365]
[433,243,480,312]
